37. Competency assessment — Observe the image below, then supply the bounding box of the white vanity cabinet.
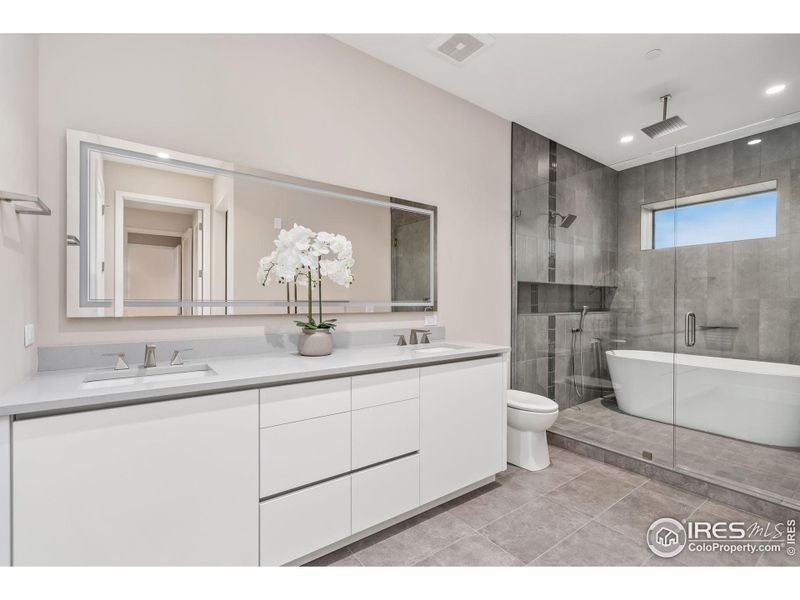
[259,359,504,565]
[7,350,506,566]
[12,390,260,566]
[258,369,424,565]
[419,356,505,504]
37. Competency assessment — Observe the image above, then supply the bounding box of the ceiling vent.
[430,34,495,65]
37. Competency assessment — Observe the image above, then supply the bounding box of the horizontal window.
[641,181,777,250]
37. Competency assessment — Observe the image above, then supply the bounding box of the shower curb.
[547,431,800,523]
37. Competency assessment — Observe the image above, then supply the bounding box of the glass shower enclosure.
[512,113,800,512]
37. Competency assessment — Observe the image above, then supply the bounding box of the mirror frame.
[66,130,437,317]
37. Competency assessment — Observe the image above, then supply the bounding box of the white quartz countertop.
[0,341,509,417]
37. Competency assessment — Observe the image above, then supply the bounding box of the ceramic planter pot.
[297,328,333,356]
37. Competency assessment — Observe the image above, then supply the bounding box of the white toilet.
[506,390,559,471]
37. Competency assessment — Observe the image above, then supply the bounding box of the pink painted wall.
[37,34,511,347]
[0,35,38,391]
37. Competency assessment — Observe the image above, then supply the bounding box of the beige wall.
[123,208,191,317]
[0,35,38,391]
[37,34,511,346]
[124,207,194,234]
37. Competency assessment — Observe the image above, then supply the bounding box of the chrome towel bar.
[0,190,51,216]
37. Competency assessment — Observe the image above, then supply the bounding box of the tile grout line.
[471,460,642,564]
[467,462,596,533]
[528,472,701,566]
[413,528,521,567]
[345,545,365,567]
[534,461,649,521]
[587,480,702,545]
[352,508,477,567]
[408,528,476,566]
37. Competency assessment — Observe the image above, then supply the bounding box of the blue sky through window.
[653,191,777,249]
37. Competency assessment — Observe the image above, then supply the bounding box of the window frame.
[640,180,778,250]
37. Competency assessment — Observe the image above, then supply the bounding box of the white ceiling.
[333,34,800,169]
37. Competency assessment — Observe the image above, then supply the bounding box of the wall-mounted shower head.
[550,210,578,228]
[560,213,578,228]
[641,94,687,139]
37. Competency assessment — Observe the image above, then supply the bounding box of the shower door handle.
[685,312,696,347]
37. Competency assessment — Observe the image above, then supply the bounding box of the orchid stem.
[307,271,313,324]
[318,264,323,323]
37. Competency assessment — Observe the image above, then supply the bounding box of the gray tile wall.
[614,122,800,363]
[512,123,619,404]
[554,143,619,287]
[513,312,614,410]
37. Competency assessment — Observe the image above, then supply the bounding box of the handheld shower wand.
[578,305,589,332]
[571,306,590,403]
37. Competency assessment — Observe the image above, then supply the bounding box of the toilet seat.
[506,390,558,413]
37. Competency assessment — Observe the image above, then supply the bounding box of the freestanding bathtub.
[606,349,800,448]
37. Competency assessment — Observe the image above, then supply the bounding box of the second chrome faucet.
[395,329,432,345]
[143,344,158,368]
[143,344,193,367]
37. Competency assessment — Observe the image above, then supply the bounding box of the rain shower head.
[641,94,687,139]
[550,210,577,228]
[560,213,578,228]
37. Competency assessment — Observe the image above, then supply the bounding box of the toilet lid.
[506,390,559,413]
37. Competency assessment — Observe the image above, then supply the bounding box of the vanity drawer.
[260,474,351,566]
[352,454,420,534]
[259,378,351,428]
[260,412,351,497]
[351,369,419,410]
[351,397,419,469]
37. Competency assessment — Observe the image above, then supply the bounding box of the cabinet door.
[351,398,419,469]
[260,412,351,497]
[260,378,350,427]
[419,357,504,504]
[351,454,420,534]
[13,391,259,566]
[259,474,351,566]
[351,369,418,410]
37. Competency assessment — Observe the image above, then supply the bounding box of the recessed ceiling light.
[747,138,762,145]
[620,135,634,144]
[765,83,786,95]
[156,151,170,159]
[645,49,662,60]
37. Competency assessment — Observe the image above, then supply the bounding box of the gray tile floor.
[551,398,800,508]
[310,447,799,567]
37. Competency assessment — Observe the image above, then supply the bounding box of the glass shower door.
[672,123,800,510]
[602,148,678,470]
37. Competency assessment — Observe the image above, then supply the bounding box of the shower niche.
[517,282,616,315]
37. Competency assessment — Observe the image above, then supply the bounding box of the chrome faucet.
[409,329,431,345]
[170,348,193,366]
[143,344,157,368]
[102,352,129,370]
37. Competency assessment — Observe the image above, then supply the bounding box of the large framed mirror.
[66,131,437,318]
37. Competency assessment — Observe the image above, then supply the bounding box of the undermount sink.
[81,363,217,389]
[411,343,470,355]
